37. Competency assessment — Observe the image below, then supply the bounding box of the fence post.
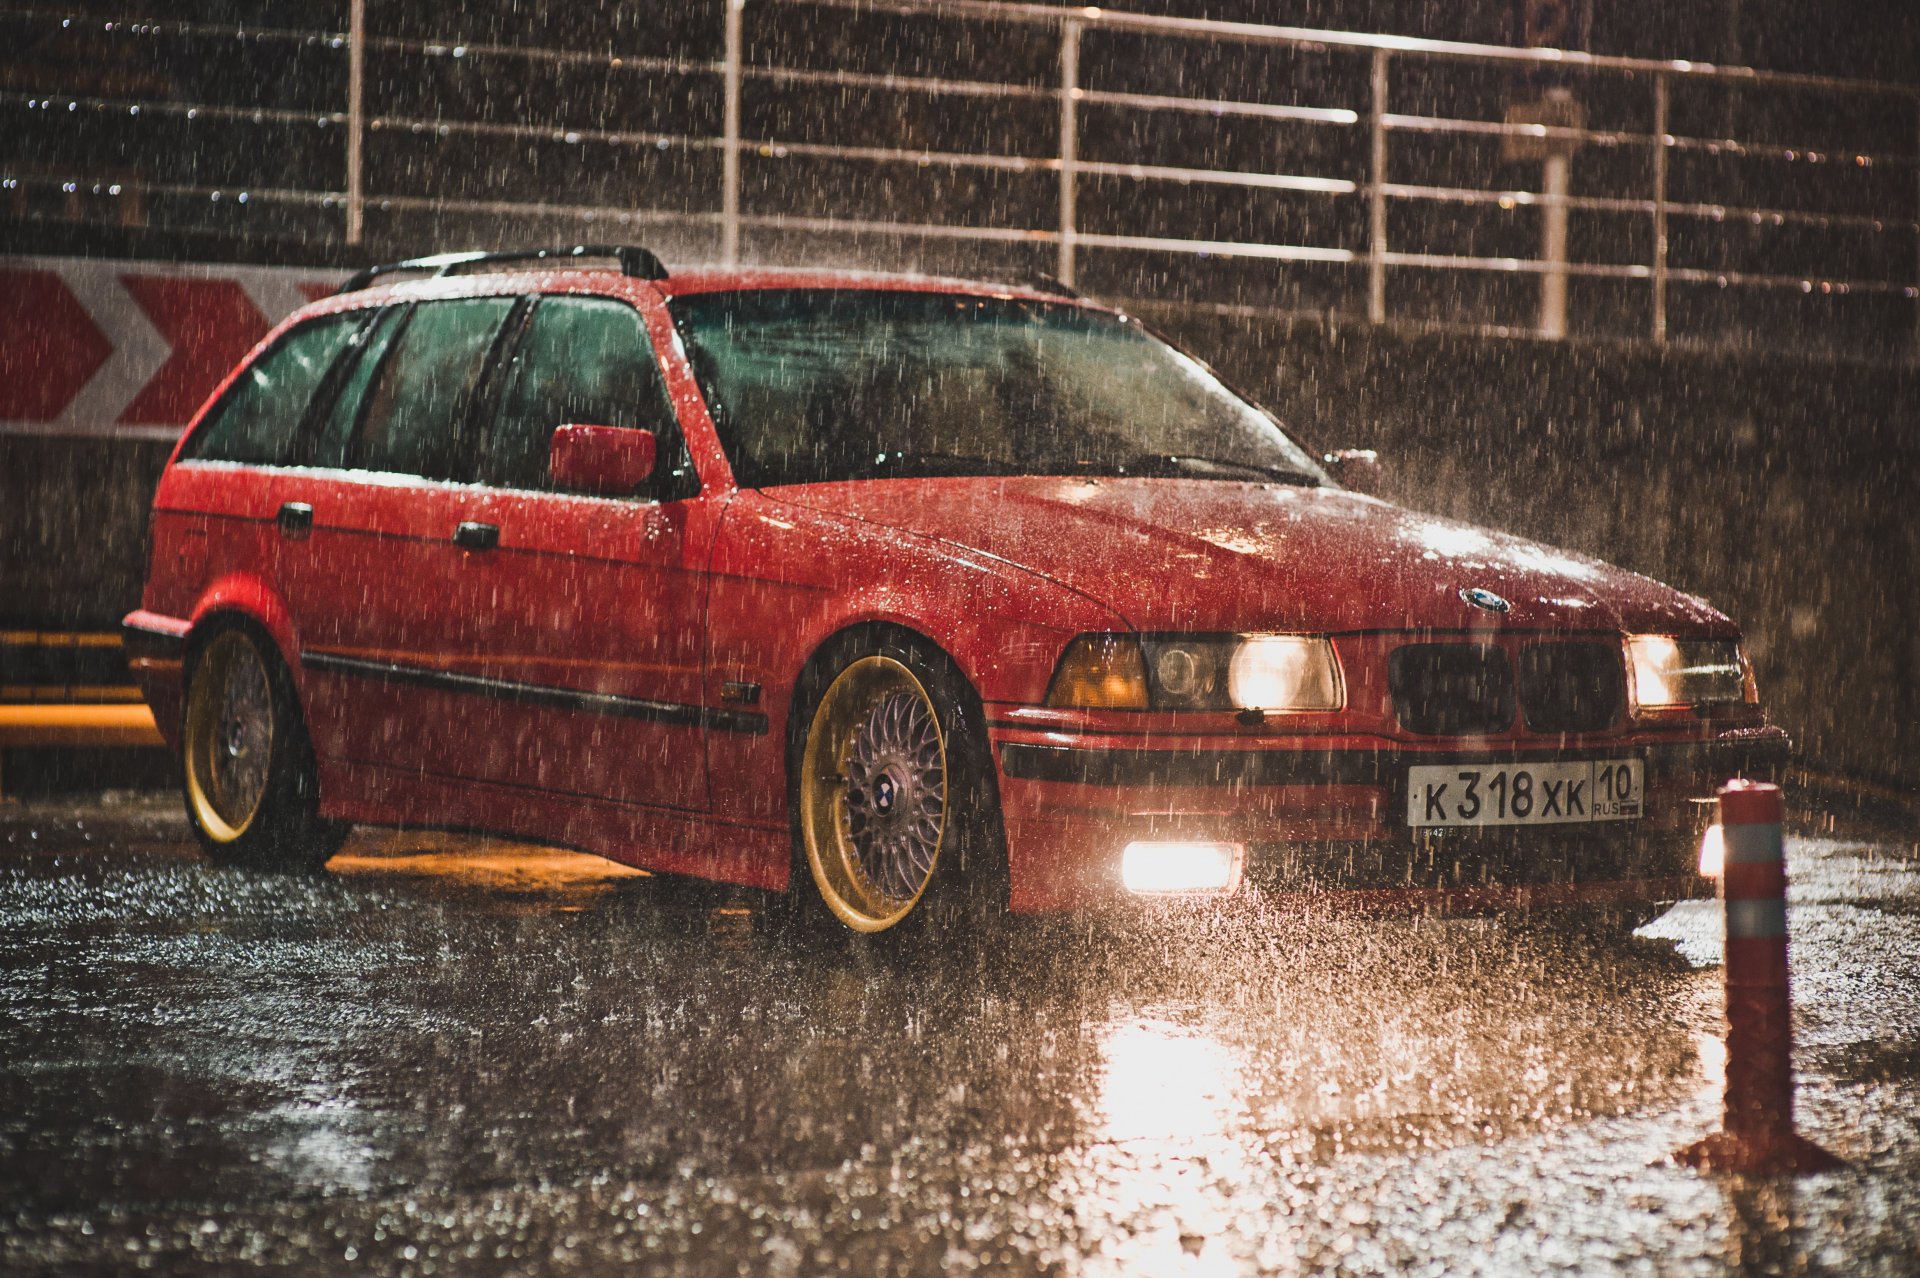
[721,0,744,266]
[1367,49,1389,325]
[1539,146,1570,338]
[1057,18,1081,286]
[1652,72,1669,343]
[346,0,364,245]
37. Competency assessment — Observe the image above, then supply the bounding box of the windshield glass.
[669,290,1326,488]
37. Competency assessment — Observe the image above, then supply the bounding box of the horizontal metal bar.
[1077,160,1355,194]
[371,193,720,227]
[777,0,1920,99]
[1385,111,1652,150]
[1383,181,1655,216]
[1660,267,1918,296]
[736,213,1054,243]
[1074,231,1357,263]
[728,216,1352,262]
[1386,111,1920,168]
[735,139,1052,173]
[368,113,718,152]
[6,90,347,128]
[1660,200,1919,234]
[735,139,1356,196]
[362,34,720,78]
[1077,87,1358,127]
[1662,134,1919,169]
[0,172,346,208]
[1384,251,1652,280]
[4,88,345,127]
[746,62,1049,100]
[1384,180,1920,233]
[1381,249,1917,295]
[0,9,345,49]
[750,69,1363,126]
[0,10,722,77]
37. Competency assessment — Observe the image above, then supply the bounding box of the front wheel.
[181,626,347,871]
[789,636,1006,938]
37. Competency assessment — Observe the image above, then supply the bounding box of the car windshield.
[669,289,1327,488]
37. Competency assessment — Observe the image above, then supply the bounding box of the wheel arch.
[186,572,302,684]
[782,618,1011,917]
[785,619,982,754]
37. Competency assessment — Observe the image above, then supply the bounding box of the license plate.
[1405,759,1643,828]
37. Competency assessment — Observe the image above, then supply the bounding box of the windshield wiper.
[1099,453,1322,485]
[863,451,1029,477]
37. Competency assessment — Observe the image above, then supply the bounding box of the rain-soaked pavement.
[1,793,1916,1276]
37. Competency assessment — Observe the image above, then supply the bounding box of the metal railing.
[4,0,1916,358]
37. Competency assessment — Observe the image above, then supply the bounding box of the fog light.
[1698,823,1725,878]
[1121,841,1245,894]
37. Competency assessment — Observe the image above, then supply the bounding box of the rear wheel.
[788,635,1006,939]
[182,626,347,871]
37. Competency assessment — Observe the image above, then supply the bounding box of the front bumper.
[991,727,1789,913]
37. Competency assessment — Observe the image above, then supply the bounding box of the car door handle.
[276,502,313,539]
[453,521,500,551]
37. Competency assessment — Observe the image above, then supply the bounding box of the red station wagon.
[124,245,1787,935]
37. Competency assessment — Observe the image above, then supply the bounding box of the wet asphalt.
[1,793,1916,1276]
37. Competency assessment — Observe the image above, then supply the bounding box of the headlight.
[1625,636,1754,709]
[1048,634,1342,712]
[1226,635,1342,712]
[1046,635,1151,709]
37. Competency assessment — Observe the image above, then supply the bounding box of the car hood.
[766,477,1734,636]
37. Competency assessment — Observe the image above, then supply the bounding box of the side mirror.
[1322,448,1382,494]
[550,424,657,496]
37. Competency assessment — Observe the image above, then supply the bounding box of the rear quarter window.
[349,297,518,482]
[183,314,361,466]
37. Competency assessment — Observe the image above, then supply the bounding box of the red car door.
[282,294,522,783]
[414,290,723,814]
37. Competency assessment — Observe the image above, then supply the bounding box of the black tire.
[781,629,1008,942]
[180,623,348,872]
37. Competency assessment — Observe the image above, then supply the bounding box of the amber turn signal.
[1047,635,1151,710]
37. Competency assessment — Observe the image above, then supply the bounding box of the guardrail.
[4,0,1915,358]
[0,631,162,795]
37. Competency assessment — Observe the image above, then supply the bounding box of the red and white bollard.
[1676,780,1842,1173]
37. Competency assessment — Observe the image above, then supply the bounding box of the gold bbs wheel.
[184,629,277,843]
[798,655,950,932]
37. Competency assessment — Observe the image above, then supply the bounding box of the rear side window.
[349,297,517,481]
[482,296,694,498]
[184,314,359,466]
[311,305,406,469]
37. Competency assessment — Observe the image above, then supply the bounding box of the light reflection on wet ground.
[1,795,1916,1275]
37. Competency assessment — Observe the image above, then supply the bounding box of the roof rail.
[337,244,668,294]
